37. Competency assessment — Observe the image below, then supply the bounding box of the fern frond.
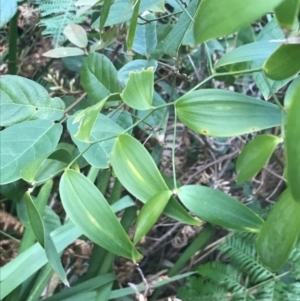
[254,280,286,301]
[30,0,92,47]
[219,232,274,284]
[284,282,300,301]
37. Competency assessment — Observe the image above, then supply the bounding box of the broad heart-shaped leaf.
[175,89,281,137]
[177,185,264,232]
[117,59,158,86]
[0,75,65,127]
[0,120,63,185]
[43,47,85,58]
[110,134,200,225]
[194,0,284,44]
[251,18,295,99]
[257,189,300,271]
[67,113,125,168]
[24,192,69,285]
[163,0,201,56]
[134,190,172,245]
[285,78,300,201]
[121,67,154,110]
[275,0,300,30]
[133,12,157,56]
[63,24,88,48]
[215,41,281,68]
[80,53,121,102]
[60,169,141,261]
[263,44,300,81]
[236,134,281,184]
[0,0,17,28]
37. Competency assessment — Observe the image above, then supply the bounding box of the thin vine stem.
[172,108,178,190]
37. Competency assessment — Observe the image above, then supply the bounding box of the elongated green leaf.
[80,53,121,102]
[275,0,300,30]
[100,0,113,33]
[0,0,17,28]
[263,44,300,80]
[236,134,281,184]
[134,190,172,244]
[257,189,300,271]
[24,192,68,285]
[133,12,157,56]
[111,134,168,201]
[285,78,300,201]
[163,0,201,56]
[0,75,65,126]
[284,76,300,108]
[63,24,88,48]
[91,26,119,52]
[43,47,85,58]
[175,89,281,137]
[178,185,264,232]
[0,120,62,184]
[126,0,141,51]
[251,18,294,99]
[194,0,284,44]
[60,169,141,260]
[68,113,125,168]
[121,67,154,110]
[117,59,157,85]
[72,97,108,142]
[215,41,280,68]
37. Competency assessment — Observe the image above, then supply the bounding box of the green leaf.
[257,189,300,271]
[284,76,300,108]
[215,41,281,68]
[175,89,281,137]
[177,185,264,232]
[67,113,125,168]
[133,12,157,56]
[0,120,63,184]
[24,192,69,285]
[0,75,65,127]
[117,59,157,86]
[263,44,300,80]
[236,134,281,184]
[80,53,121,102]
[251,18,294,99]
[111,134,168,201]
[126,0,141,51]
[0,0,17,28]
[90,26,118,52]
[285,78,300,201]
[194,0,284,44]
[134,190,172,244]
[163,0,201,56]
[110,134,201,225]
[59,169,141,260]
[43,47,85,58]
[63,24,88,48]
[99,0,113,33]
[275,0,300,30]
[121,67,154,110]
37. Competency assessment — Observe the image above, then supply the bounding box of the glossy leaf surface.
[175,89,281,137]
[134,190,172,244]
[60,169,141,260]
[257,189,300,271]
[274,0,300,30]
[178,185,264,232]
[0,75,65,127]
[0,0,17,28]
[80,53,121,102]
[63,24,88,48]
[236,134,281,184]
[285,78,300,201]
[194,0,284,44]
[263,44,300,80]
[0,120,62,184]
[121,68,154,110]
